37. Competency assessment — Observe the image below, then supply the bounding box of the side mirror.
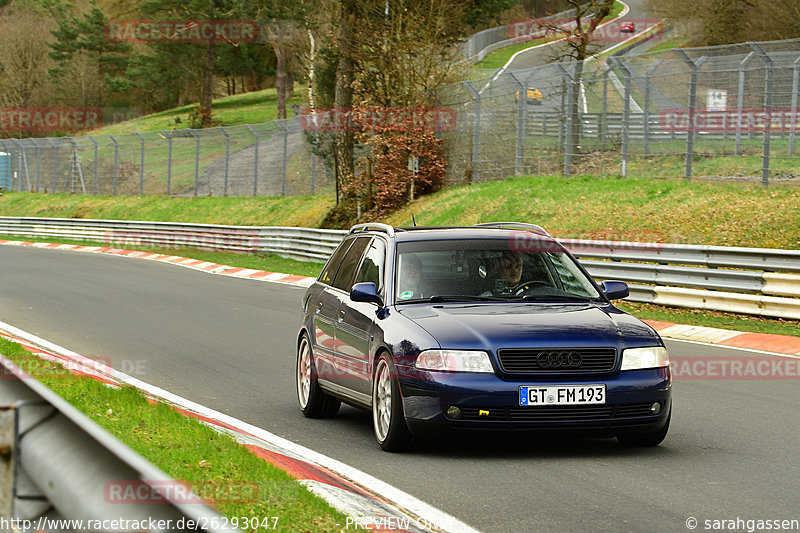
[350,282,383,305]
[601,280,629,300]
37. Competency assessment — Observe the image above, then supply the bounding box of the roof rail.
[349,223,396,236]
[474,222,551,237]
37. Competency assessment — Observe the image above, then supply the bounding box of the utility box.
[0,152,9,190]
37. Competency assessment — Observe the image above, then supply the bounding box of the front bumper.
[398,366,671,437]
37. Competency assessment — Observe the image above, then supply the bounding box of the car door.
[311,237,355,381]
[335,237,386,397]
[327,236,372,391]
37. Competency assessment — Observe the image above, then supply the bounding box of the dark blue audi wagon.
[296,222,671,451]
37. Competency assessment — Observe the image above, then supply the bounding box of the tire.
[617,413,670,447]
[372,355,415,452]
[296,333,340,418]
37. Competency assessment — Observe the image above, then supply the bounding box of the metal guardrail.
[1,217,799,319]
[0,354,232,531]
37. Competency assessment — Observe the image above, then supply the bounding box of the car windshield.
[395,238,601,303]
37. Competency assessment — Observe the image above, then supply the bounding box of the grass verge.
[94,89,303,134]
[616,301,800,338]
[0,336,348,532]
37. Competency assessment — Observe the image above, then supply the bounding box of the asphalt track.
[505,0,653,70]
[1,245,798,532]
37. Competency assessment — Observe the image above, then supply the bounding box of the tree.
[138,0,254,127]
[47,4,134,102]
[544,0,615,171]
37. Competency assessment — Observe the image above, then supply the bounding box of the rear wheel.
[372,355,414,452]
[617,413,670,447]
[296,333,340,418]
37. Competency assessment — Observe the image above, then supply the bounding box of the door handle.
[316,302,323,313]
[338,310,346,322]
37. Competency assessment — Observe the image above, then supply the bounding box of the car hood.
[396,302,660,352]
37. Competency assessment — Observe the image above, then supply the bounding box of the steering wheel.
[511,280,550,295]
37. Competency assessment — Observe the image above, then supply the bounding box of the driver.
[398,253,425,300]
[497,252,523,287]
[480,252,523,296]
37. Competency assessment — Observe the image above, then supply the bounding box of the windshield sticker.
[399,291,414,300]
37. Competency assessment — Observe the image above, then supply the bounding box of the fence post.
[609,58,632,178]
[508,72,526,176]
[109,135,119,195]
[644,60,662,156]
[276,121,288,196]
[750,42,773,188]
[601,65,609,150]
[188,129,200,197]
[160,131,172,196]
[87,136,98,195]
[133,132,145,195]
[462,82,481,183]
[30,138,42,192]
[558,76,567,155]
[675,50,704,180]
[789,56,800,156]
[48,138,58,193]
[9,140,29,191]
[736,52,755,156]
[245,125,259,196]
[557,64,575,176]
[217,127,230,197]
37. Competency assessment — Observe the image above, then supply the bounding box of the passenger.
[398,254,425,300]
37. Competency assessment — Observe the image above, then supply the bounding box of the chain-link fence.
[2,38,800,197]
[0,118,335,197]
[439,37,800,186]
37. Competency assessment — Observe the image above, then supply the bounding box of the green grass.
[0,192,334,228]
[385,175,800,249]
[0,337,348,531]
[476,1,626,69]
[616,301,800,338]
[95,89,303,135]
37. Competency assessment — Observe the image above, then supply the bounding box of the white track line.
[0,320,480,533]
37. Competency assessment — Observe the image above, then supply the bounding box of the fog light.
[446,406,462,419]
[650,402,662,415]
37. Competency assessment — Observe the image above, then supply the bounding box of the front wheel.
[296,333,340,418]
[372,355,415,452]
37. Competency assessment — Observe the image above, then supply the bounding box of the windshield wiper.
[517,294,601,302]
[396,295,506,304]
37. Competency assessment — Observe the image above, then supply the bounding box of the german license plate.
[519,385,606,406]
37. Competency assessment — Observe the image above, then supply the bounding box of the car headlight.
[415,350,494,373]
[620,346,669,370]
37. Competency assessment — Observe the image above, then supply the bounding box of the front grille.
[497,347,617,373]
[459,403,657,422]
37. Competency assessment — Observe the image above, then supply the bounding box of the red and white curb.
[0,321,479,533]
[0,239,316,288]
[646,320,800,357]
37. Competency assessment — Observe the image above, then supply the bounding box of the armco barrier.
[0,354,232,531]
[1,217,799,319]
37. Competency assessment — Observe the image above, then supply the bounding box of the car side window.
[354,238,386,294]
[318,237,355,285]
[331,237,371,292]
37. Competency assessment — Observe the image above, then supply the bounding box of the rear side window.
[354,238,386,293]
[318,238,354,285]
[331,237,371,291]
